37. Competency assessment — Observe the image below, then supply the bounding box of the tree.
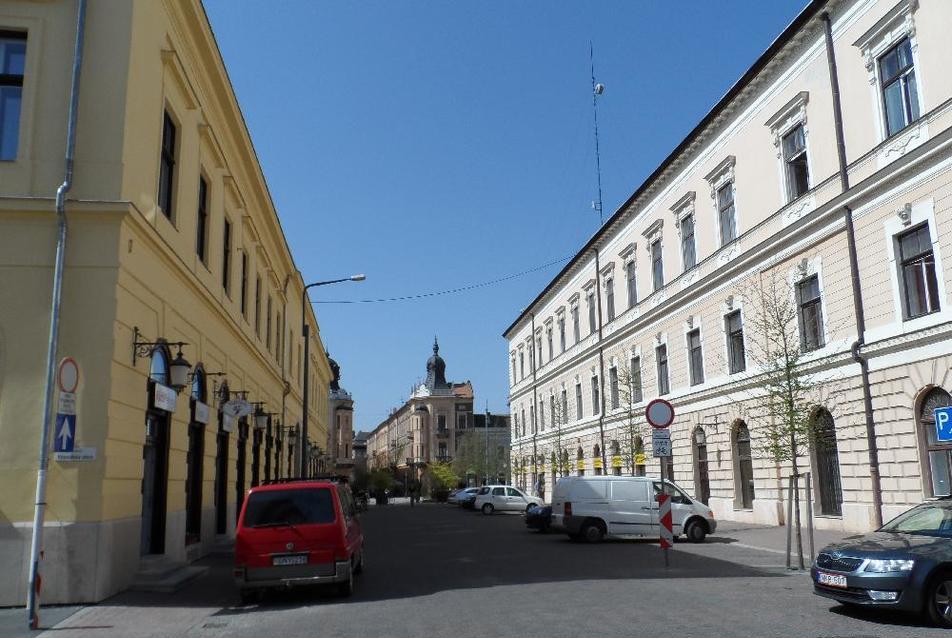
[734,269,845,569]
[427,461,458,502]
[453,430,506,485]
[614,361,647,476]
[547,390,570,477]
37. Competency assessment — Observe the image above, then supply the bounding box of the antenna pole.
[591,41,604,226]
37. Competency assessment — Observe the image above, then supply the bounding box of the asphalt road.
[38,503,950,638]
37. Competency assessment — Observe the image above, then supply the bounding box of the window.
[560,389,568,425]
[254,276,262,337]
[898,224,940,319]
[538,400,545,431]
[558,315,566,352]
[693,427,710,505]
[0,32,26,161]
[511,354,517,384]
[920,387,952,497]
[437,414,447,433]
[529,341,536,372]
[529,405,535,433]
[549,395,556,430]
[575,382,583,420]
[782,124,809,201]
[158,111,177,218]
[656,344,669,395]
[879,37,919,137]
[629,355,643,404]
[680,214,696,270]
[625,261,637,308]
[242,488,334,527]
[591,375,600,415]
[587,290,596,334]
[266,295,273,352]
[240,252,249,318]
[733,421,755,509]
[609,366,619,409]
[546,327,553,360]
[687,328,704,386]
[726,310,746,374]
[196,176,209,263]
[797,275,824,351]
[811,408,842,516]
[717,183,736,245]
[513,413,519,438]
[519,350,525,379]
[651,239,663,292]
[571,305,580,343]
[222,218,232,295]
[276,311,283,364]
[605,278,615,321]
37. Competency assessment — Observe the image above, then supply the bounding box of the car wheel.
[928,571,952,627]
[525,504,536,514]
[337,567,355,597]
[685,520,707,543]
[481,503,494,515]
[581,520,605,543]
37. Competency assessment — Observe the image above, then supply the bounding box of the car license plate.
[272,554,308,566]
[816,571,848,588]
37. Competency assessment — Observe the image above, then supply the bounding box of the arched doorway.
[918,387,952,497]
[214,383,230,535]
[692,426,710,505]
[634,435,646,476]
[611,440,622,476]
[185,366,207,545]
[733,421,755,510]
[264,415,273,482]
[576,447,585,476]
[236,417,248,523]
[141,345,173,556]
[593,444,602,475]
[251,422,262,488]
[811,408,842,516]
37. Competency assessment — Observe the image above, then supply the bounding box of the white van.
[550,476,716,543]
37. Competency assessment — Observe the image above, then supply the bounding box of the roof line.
[502,0,827,338]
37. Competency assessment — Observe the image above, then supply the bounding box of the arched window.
[149,346,169,385]
[560,449,569,477]
[611,440,622,476]
[634,435,646,476]
[693,426,710,505]
[576,446,585,476]
[190,366,206,403]
[811,408,842,516]
[593,444,602,475]
[733,421,755,509]
[919,387,952,496]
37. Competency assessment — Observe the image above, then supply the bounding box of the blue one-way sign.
[936,406,952,443]
[54,413,75,452]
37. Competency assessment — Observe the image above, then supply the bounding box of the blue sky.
[203,0,806,431]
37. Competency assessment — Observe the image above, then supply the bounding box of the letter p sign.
[935,406,952,443]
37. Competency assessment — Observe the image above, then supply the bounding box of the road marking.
[730,542,787,555]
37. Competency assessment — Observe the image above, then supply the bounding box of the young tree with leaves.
[614,361,647,477]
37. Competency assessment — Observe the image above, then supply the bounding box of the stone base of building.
[0,506,232,606]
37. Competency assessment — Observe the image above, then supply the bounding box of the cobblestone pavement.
[39,503,948,638]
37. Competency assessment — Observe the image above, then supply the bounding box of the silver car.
[474,485,544,515]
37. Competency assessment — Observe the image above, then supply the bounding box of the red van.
[234,479,364,602]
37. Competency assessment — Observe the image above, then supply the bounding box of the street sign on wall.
[936,406,952,443]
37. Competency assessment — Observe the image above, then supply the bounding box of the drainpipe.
[822,11,883,527]
[592,248,609,472]
[27,0,87,628]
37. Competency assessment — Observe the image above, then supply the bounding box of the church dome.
[425,337,448,389]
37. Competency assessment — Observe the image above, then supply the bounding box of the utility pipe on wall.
[28,0,87,628]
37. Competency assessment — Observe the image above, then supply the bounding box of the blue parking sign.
[935,406,952,443]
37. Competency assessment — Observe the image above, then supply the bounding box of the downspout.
[592,248,609,472]
[27,0,87,628]
[822,11,883,527]
[530,313,539,491]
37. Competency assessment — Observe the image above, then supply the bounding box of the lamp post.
[300,274,365,477]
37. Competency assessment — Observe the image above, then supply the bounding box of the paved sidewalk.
[0,605,82,638]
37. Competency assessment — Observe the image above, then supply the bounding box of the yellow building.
[0,0,332,605]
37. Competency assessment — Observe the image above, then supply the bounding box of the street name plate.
[54,447,96,462]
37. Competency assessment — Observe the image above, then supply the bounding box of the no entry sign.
[646,398,675,429]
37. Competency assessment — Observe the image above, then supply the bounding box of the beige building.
[327,355,355,478]
[506,0,952,533]
[0,0,332,605]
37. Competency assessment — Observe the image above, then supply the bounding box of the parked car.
[812,499,952,627]
[525,504,553,533]
[474,485,544,515]
[448,487,479,505]
[550,475,715,543]
[460,487,483,510]
[234,479,364,603]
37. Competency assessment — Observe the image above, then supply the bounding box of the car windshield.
[243,488,335,528]
[879,504,952,537]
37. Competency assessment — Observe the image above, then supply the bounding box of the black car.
[812,499,952,626]
[525,504,552,533]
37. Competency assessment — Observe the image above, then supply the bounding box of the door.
[608,479,653,536]
[185,422,205,544]
[214,430,229,535]
[236,431,247,523]
[141,411,171,555]
[653,480,693,535]
[491,487,506,509]
[507,487,527,511]
[693,428,711,506]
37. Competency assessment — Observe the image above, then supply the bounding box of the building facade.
[327,355,355,478]
[506,0,952,533]
[368,339,510,488]
[0,0,333,605]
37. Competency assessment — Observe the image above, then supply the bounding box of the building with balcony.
[327,354,355,478]
[0,0,333,605]
[505,0,952,533]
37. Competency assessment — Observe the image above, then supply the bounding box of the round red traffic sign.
[646,398,674,429]
[57,357,80,393]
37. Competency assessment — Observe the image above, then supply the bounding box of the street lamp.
[300,274,365,477]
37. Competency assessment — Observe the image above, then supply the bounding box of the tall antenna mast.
[590,41,606,226]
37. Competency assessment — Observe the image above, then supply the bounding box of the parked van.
[550,476,716,543]
[234,479,364,602]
